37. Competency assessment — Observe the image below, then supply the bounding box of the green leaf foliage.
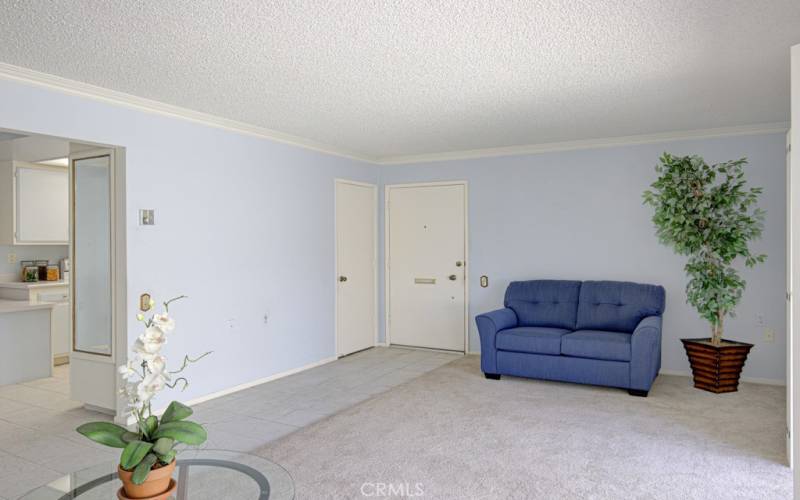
[76,422,129,448]
[120,440,153,470]
[143,415,158,437]
[152,437,174,456]
[132,453,158,485]
[156,449,177,464]
[122,431,140,443]
[153,420,207,445]
[642,153,766,343]
[161,401,193,424]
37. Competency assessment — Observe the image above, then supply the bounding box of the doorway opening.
[0,128,126,420]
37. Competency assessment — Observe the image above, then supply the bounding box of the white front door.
[335,180,377,356]
[387,182,467,352]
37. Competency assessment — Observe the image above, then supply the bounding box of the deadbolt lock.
[339,276,348,282]
[448,275,457,281]
[456,261,464,267]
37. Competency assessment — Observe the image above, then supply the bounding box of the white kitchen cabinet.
[0,161,69,245]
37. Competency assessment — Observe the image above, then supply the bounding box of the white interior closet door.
[386,182,467,352]
[335,180,377,356]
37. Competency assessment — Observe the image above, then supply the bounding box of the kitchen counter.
[0,280,69,290]
[0,299,55,314]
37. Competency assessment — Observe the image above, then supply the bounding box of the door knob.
[339,276,348,282]
[448,274,457,281]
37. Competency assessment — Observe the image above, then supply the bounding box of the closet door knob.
[339,276,348,282]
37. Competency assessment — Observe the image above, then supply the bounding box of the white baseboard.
[659,369,785,386]
[126,355,338,426]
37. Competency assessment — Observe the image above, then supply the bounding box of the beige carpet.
[256,355,790,499]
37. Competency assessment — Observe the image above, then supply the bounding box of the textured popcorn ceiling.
[0,1,798,160]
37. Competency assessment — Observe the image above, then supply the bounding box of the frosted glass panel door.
[73,155,112,355]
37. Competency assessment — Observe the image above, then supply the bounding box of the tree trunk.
[711,310,724,346]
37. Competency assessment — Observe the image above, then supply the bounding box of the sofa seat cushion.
[495,326,571,355]
[561,330,632,362]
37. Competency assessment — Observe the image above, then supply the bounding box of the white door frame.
[790,43,799,496]
[384,180,469,353]
[787,130,793,468]
[334,178,378,357]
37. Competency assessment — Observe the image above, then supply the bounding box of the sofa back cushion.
[504,280,582,329]
[576,281,665,333]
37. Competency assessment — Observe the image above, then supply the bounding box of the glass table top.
[20,449,295,499]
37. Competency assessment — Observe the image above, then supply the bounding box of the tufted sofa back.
[575,281,665,333]
[503,279,665,333]
[504,280,582,329]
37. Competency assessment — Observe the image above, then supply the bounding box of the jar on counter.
[19,260,34,280]
[46,265,60,281]
[36,260,49,281]
[23,266,39,282]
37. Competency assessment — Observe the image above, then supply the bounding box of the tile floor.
[0,347,460,498]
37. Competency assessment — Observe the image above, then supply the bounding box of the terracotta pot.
[681,338,754,393]
[117,459,176,499]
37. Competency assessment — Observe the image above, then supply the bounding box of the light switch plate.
[139,209,155,226]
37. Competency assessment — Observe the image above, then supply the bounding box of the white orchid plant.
[77,295,211,484]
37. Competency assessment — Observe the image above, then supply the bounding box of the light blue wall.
[0,78,378,408]
[0,76,787,396]
[0,245,68,276]
[379,133,787,382]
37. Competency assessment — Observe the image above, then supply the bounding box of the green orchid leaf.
[152,437,174,455]
[161,401,193,424]
[143,415,158,436]
[156,449,177,465]
[131,453,158,485]
[153,420,207,445]
[76,422,129,448]
[122,431,140,443]
[120,440,153,470]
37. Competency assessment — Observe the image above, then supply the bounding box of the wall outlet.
[226,318,236,330]
[756,314,765,326]
[763,328,775,343]
[6,253,16,264]
[263,313,269,324]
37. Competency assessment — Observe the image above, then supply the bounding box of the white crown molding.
[376,122,791,165]
[0,62,788,167]
[0,62,378,164]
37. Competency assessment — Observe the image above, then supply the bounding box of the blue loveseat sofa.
[476,280,665,396]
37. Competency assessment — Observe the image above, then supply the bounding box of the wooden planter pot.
[681,338,753,393]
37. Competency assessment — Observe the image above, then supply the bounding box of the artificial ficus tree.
[642,153,766,346]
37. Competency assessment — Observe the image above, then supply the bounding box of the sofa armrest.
[476,308,518,374]
[630,315,662,391]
